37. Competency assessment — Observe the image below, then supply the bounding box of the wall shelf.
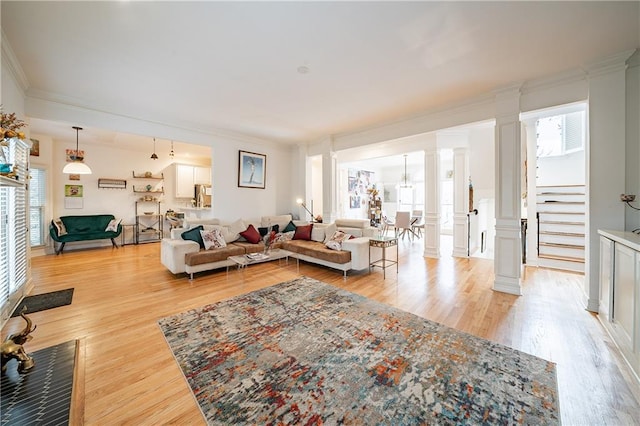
[132,171,164,180]
[98,178,127,189]
[133,187,164,194]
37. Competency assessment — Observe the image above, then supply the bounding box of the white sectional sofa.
[160,215,373,279]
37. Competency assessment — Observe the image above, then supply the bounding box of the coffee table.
[227,249,291,271]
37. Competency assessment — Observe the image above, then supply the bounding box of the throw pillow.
[274,231,295,243]
[325,230,352,251]
[226,218,246,242]
[105,218,122,232]
[181,225,205,249]
[282,221,297,233]
[200,228,227,250]
[258,224,279,237]
[239,224,262,244]
[52,218,68,236]
[293,223,313,241]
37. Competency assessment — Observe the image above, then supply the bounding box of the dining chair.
[395,211,413,240]
[381,213,395,236]
[411,210,424,238]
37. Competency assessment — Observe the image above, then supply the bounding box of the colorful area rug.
[11,288,74,317]
[158,277,559,425]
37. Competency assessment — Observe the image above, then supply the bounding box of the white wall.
[537,150,586,186]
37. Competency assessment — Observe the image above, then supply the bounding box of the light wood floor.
[3,239,640,425]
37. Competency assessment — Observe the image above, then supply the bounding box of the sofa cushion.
[334,218,370,229]
[293,223,313,240]
[261,214,293,230]
[282,240,351,264]
[232,241,269,253]
[226,219,246,242]
[201,228,227,250]
[240,224,261,244]
[184,245,244,266]
[181,225,205,249]
[61,215,114,234]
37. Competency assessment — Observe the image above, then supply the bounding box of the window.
[536,111,585,158]
[29,168,46,247]
[0,138,29,316]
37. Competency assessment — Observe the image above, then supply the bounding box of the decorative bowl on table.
[144,211,154,215]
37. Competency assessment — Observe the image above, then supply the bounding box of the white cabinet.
[194,166,211,185]
[598,230,640,380]
[175,164,211,198]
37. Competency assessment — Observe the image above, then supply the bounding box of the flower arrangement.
[263,229,277,253]
[1,108,27,140]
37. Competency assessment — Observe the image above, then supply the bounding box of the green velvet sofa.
[49,214,122,254]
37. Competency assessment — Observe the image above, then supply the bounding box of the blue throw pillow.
[282,221,296,233]
[258,224,279,237]
[181,225,205,249]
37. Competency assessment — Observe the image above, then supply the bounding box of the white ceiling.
[2,1,639,147]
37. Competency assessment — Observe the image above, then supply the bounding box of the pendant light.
[150,138,158,160]
[63,126,92,174]
[400,154,411,188]
[169,140,175,158]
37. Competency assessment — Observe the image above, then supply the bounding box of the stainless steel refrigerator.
[194,184,212,207]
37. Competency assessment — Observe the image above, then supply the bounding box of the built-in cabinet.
[175,164,210,198]
[598,230,640,380]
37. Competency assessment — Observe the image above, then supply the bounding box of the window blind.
[29,168,46,246]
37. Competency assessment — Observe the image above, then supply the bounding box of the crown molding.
[25,88,292,151]
[584,49,636,78]
[1,30,30,92]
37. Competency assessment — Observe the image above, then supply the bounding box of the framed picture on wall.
[238,150,266,189]
[29,138,40,157]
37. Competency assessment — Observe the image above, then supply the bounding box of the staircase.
[536,185,585,273]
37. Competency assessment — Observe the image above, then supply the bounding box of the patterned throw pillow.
[200,229,227,250]
[105,218,121,232]
[325,230,352,251]
[274,231,295,243]
[52,218,68,236]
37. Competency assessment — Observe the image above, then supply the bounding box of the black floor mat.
[11,288,74,317]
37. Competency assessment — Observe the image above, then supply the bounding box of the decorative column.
[584,52,630,312]
[493,85,522,295]
[424,148,440,258]
[321,146,338,224]
[452,147,469,257]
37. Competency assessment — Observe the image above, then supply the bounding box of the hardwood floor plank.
[2,242,639,425]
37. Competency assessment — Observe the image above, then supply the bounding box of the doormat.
[11,288,74,317]
[1,340,77,425]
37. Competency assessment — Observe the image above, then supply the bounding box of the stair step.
[539,253,585,263]
[537,184,585,188]
[538,220,584,225]
[538,192,586,196]
[538,211,584,215]
[539,242,585,249]
[539,231,585,237]
[536,201,585,205]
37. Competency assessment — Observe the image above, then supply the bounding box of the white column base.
[423,217,440,258]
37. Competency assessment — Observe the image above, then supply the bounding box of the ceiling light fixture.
[62,126,92,174]
[297,65,310,74]
[150,138,158,160]
[169,140,174,158]
[400,154,412,188]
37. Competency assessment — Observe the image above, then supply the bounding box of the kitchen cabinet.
[598,230,640,380]
[175,164,211,198]
[194,166,211,185]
